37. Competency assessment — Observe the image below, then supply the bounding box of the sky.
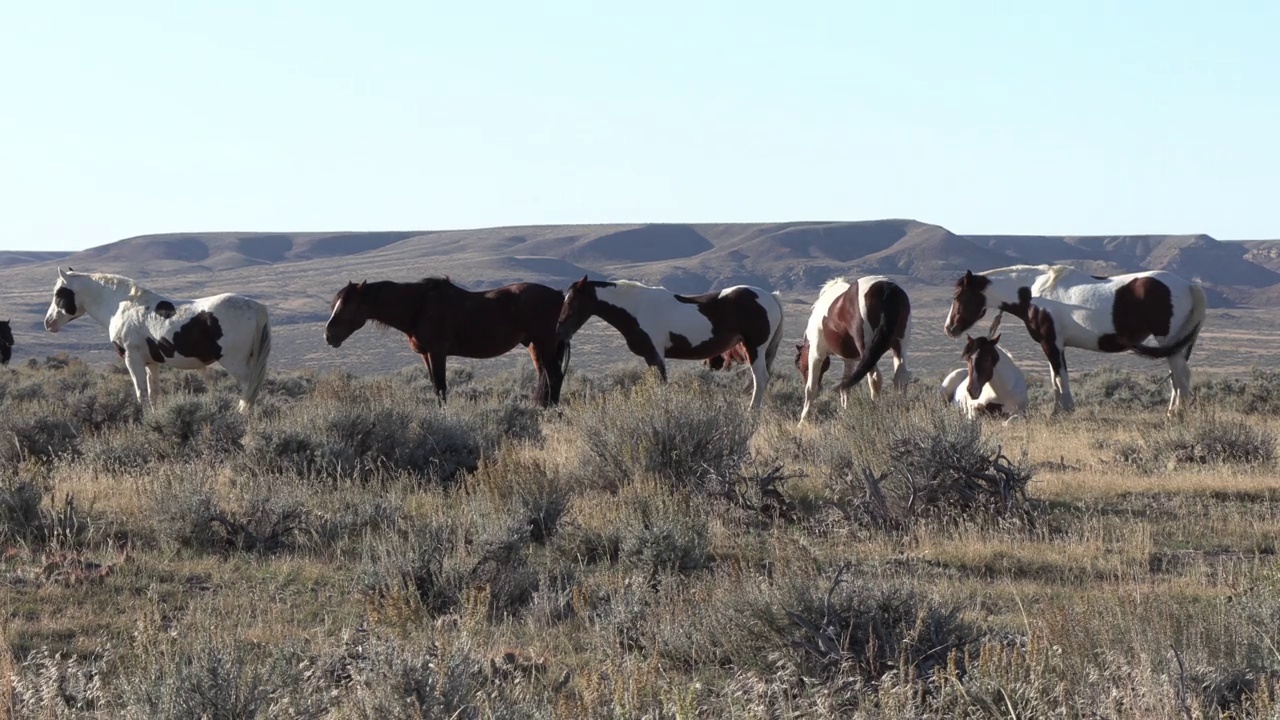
[2,0,1277,251]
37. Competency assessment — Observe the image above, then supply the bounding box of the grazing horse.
[43,268,271,412]
[704,342,751,371]
[0,320,12,365]
[556,276,785,409]
[941,322,1027,419]
[324,277,570,406]
[795,276,912,423]
[944,264,1206,415]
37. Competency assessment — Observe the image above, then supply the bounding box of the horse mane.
[80,272,153,299]
[416,276,463,292]
[819,276,849,296]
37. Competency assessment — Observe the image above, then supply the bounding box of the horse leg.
[890,342,912,392]
[799,351,828,424]
[527,343,552,407]
[145,366,161,406]
[866,367,883,401]
[1167,354,1193,416]
[839,358,855,408]
[422,352,448,405]
[124,351,150,409]
[1044,343,1073,413]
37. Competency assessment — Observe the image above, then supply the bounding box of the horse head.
[324,280,369,348]
[961,333,1001,400]
[44,268,86,333]
[556,275,598,341]
[793,338,831,384]
[945,269,993,339]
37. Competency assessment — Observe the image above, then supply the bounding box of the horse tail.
[1128,281,1207,360]
[837,281,904,392]
[239,304,272,412]
[763,291,786,373]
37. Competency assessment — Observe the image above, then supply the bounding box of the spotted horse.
[945,264,1206,415]
[794,276,913,424]
[941,314,1028,420]
[43,268,272,412]
[556,276,785,409]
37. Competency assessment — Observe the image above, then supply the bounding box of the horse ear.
[991,333,1001,344]
[358,280,367,290]
[57,267,68,281]
[577,274,589,288]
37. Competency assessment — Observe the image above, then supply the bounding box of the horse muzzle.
[325,333,343,348]
[44,318,61,333]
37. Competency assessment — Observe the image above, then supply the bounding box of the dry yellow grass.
[1,357,1279,717]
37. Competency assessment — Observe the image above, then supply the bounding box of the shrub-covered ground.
[2,354,1280,718]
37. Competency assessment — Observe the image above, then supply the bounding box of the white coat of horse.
[43,268,271,412]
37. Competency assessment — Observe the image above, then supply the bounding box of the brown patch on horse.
[819,287,863,360]
[961,334,1001,400]
[171,311,224,363]
[946,270,991,336]
[1023,304,1066,376]
[1097,277,1174,352]
[667,288,770,361]
[154,301,177,319]
[54,286,77,316]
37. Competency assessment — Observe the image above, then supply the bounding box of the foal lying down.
[941,331,1027,419]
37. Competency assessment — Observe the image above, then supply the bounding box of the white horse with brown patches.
[941,317,1027,419]
[794,276,912,424]
[556,276,785,409]
[43,268,272,412]
[944,264,1206,415]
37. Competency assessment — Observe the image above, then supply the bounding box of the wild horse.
[43,268,272,412]
[555,276,785,409]
[324,277,570,406]
[794,275,913,423]
[945,264,1206,415]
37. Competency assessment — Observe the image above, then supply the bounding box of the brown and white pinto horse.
[944,264,1206,415]
[556,276,785,408]
[324,277,570,407]
[795,276,912,423]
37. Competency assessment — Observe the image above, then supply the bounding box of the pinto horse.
[43,268,272,412]
[941,323,1028,419]
[0,320,12,365]
[556,276,785,408]
[794,276,913,423]
[324,277,570,406]
[944,264,1206,415]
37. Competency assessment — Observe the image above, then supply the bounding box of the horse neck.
[591,286,661,335]
[990,348,1026,394]
[364,281,427,334]
[75,279,134,328]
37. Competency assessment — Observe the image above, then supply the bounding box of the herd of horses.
[30,263,1207,422]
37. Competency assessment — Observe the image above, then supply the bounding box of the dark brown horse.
[324,277,570,406]
[0,320,12,365]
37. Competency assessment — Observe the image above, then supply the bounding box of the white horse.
[945,264,1206,415]
[556,276,785,409]
[43,268,272,412]
[941,317,1027,419]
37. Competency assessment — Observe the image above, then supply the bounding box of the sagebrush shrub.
[569,377,756,488]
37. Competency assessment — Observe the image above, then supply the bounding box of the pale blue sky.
[2,1,1276,251]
